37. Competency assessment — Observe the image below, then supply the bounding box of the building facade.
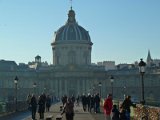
[0,8,160,105]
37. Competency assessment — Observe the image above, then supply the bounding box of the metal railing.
[0,101,28,115]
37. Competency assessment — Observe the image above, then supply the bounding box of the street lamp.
[44,87,46,93]
[14,76,18,111]
[33,82,37,95]
[98,82,102,97]
[138,58,146,105]
[110,75,114,98]
[92,86,95,95]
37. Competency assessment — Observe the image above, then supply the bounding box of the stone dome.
[54,8,91,43]
[51,8,93,66]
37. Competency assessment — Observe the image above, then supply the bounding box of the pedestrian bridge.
[0,100,160,120]
[0,102,99,120]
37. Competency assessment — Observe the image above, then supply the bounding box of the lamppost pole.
[141,73,144,103]
[110,75,114,98]
[14,76,18,111]
[98,82,102,97]
[138,58,146,105]
[123,86,126,99]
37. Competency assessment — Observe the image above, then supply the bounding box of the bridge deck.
[0,102,104,120]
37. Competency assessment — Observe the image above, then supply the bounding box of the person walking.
[87,93,92,112]
[46,95,51,112]
[76,95,80,106]
[38,94,46,119]
[61,97,74,120]
[30,94,37,120]
[81,94,87,111]
[94,93,100,113]
[61,95,67,107]
[90,95,95,112]
[121,95,136,120]
[103,94,113,120]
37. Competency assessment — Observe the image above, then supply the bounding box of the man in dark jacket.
[81,94,87,111]
[30,94,37,120]
[61,98,74,120]
[94,93,100,113]
[46,95,51,112]
[38,94,46,119]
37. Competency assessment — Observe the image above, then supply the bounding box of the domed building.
[51,8,93,66]
[50,8,105,96]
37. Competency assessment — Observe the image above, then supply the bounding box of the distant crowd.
[60,93,101,120]
[26,92,136,120]
[61,93,101,113]
[60,93,136,120]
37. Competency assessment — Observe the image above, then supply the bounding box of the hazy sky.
[0,0,160,65]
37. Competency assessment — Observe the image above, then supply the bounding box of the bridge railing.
[0,101,28,115]
[133,104,160,120]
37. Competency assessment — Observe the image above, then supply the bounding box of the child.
[119,106,127,120]
[112,104,120,120]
